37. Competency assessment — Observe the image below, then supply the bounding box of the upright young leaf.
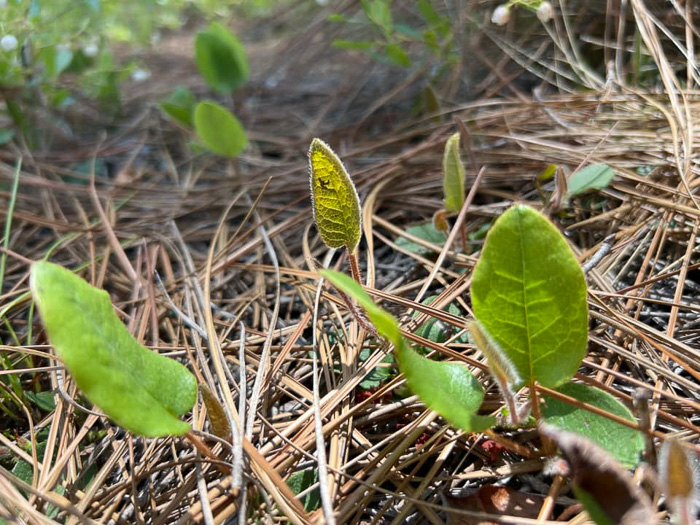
[443,132,466,212]
[31,262,197,437]
[195,22,249,93]
[194,101,248,157]
[541,382,644,468]
[540,424,657,525]
[309,139,362,252]
[471,205,588,387]
[320,270,495,432]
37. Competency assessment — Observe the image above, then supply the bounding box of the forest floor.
[0,2,699,524]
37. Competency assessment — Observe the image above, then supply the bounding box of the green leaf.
[471,205,588,388]
[362,0,392,33]
[567,164,615,196]
[160,86,196,127]
[194,101,248,157]
[309,138,362,252]
[195,22,249,93]
[320,270,495,432]
[413,296,466,348]
[393,24,423,39]
[0,129,15,146]
[30,262,197,437]
[418,0,441,26]
[541,382,645,468]
[25,391,56,412]
[384,43,411,67]
[443,132,466,212]
[359,347,394,389]
[396,339,495,432]
[332,40,374,51]
[395,222,447,255]
[287,469,321,512]
[42,46,74,78]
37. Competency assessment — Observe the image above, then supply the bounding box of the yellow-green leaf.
[320,270,495,432]
[31,262,197,437]
[443,132,465,212]
[471,205,588,388]
[194,101,247,157]
[309,139,362,251]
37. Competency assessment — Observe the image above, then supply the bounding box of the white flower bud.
[83,43,99,57]
[491,5,511,26]
[131,68,151,82]
[537,1,554,22]
[1,34,18,52]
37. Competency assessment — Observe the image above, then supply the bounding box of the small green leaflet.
[384,43,411,67]
[309,139,362,252]
[471,205,588,388]
[541,382,644,468]
[443,132,466,212]
[195,22,249,93]
[287,469,321,512]
[194,101,248,157]
[413,296,468,350]
[31,262,197,437]
[395,222,447,255]
[160,86,196,128]
[321,269,495,432]
[567,163,615,196]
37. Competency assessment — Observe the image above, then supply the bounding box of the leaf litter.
[0,4,699,524]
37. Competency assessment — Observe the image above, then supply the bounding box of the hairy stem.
[348,249,362,284]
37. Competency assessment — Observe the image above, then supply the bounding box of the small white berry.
[537,1,554,22]
[131,68,151,82]
[491,5,511,26]
[83,43,99,57]
[1,34,18,52]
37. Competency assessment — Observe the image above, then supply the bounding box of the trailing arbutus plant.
[30,261,310,520]
[313,180,656,521]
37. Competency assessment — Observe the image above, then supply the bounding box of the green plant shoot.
[309,139,362,253]
[194,101,248,157]
[321,269,495,432]
[30,262,197,437]
[443,132,465,213]
[471,204,588,388]
[195,22,249,93]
